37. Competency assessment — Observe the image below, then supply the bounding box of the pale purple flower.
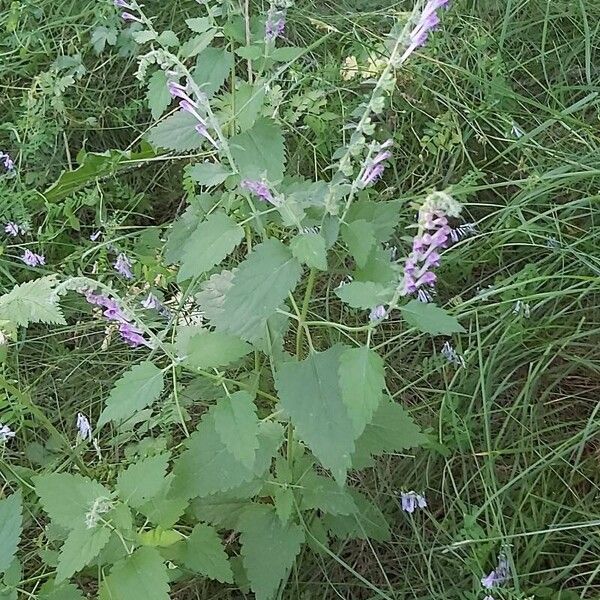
[114,253,133,279]
[0,152,15,171]
[441,341,465,367]
[76,413,93,441]
[400,0,450,63]
[119,322,149,347]
[90,230,102,241]
[400,491,427,513]
[84,291,129,323]
[168,81,197,106]
[195,124,218,148]
[4,222,22,237]
[481,552,510,589]
[20,250,45,267]
[369,305,387,322]
[265,8,286,41]
[359,140,392,187]
[141,293,160,310]
[121,11,142,23]
[241,179,275,204]
[180,100,206,124]
[114,0,132,7]
[0,423,15,442]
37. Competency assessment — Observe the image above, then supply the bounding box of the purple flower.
[4,222,22,237]
[121,11,142,23]
[114,253,133,279]
[481,552,510,589]
[76,413,93,441]
[0,152,15,171]
[180,99,205,123]
[141,293,160,309]
[0,423,15,442]
[400,491,427,513]
[369,305,387,322]
[168,81,197,106]
[265,9,286,41]
[84,291,129,323]
[114,0,132,6]
[359,141,392,187]
[241,179,275,204]
[400,0,450,63]
[119,322,149,347]
[20,250,45,267]
[195,124,218,148]
[90,230,102,241]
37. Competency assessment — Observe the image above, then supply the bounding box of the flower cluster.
[241,179,276,204]
[85,290,150,348]
[114,253,134,279]
[265,5,286,41]
[21,249,46,268]
[400,191,462,302]
[114,0,142,23]
[400,491,427,513]
[359,140,393,188]
[168,81,218,148]
[481,552,510,590]
[0,151,14,172]
[0,422,15,442]
[4,222,24,237]
[400,0,450,64]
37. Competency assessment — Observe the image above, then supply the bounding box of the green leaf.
[239,506,304,600]
[235,46,263,60]
[346,199,400,242]
[173,411,283,499]
[0,276,65,327]
[270,47,304,62]
[0,493,22,575]
[182,523,233,583]
[290,233,327,270]
[147,111,205,152]
[138,475,188,529]
[56,526,111,582]
[147,70,170,120]
[100,547,169,600]
[212,239,302,342]
[354,245,396,284]
[186,17,211,33]
[180,30,217,58]
[298,472,357,516]
[97,361,164,429]
[273,488,294,524]
[341,220,376,268]
[338,346,384,437]
[157,30,179,47]
[132,31,156,44]
[229,81,266,132]
[90,26,117,54]
[165,205,202,265]
[38,580,86,600]
[213,391,260,469]
[33,473,111,530]
[335,280,390,309]
[274,346,355,484]
[230,118,285,182]
[191,47,233,96]
[177,211,244,282]
[177,328,252,370]
[116,454,170,509]
[400,300,466,335]
[351,400,426,469]
[138,528,183,547]
[188,162,232,186]
[194,269,235,323]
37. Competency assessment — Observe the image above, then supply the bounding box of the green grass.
[1,0,600,598]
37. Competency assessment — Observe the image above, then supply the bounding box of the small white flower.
[76,413,92,442]
[441,341,465,367]
[0,423,15,442]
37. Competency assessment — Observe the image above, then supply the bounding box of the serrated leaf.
[270,47,304,62]
[0,276,65,327]
[147,111,204,152]
[165,205,202,265]
[186,17,211,33]
[132,31,156,44]
[400,300,465,335]
[172,411,283,499]
[100,547,169,600]
[235,46,263,60]
[177,211,243,281]
[188,162,232,186]
[157,30,179,47]
[0,493,22,575]
[298,471,357,516]
[90,26,117,54]
[290,233,327,270]
[97,361,164,429]
[38,580,86,600]
[182,523,233,583]
[138,528,183,547]
[191,46,232,95]
[354,245,396,283]
[147,70,170,120]
[194,269,236,323]
[56,526,111,582]
[274,346,355,484]
[138,475,188,529]
[212,239,302,342]
[116,454,170,509]
[351,400,426,469]
[34,473,111,530]
[223,81,266,132]
[177,328,252,370]
[273,487,294,524]
[239,506,304,600]
[230,118,285,182]
[342,219,376,268]
[180,30,217,58]
[346,199,400,242]
[338,346,384,437]
[335,280,390,309]
[213,391,260,469]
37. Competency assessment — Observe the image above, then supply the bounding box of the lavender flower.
[121,11,142,23]
[119,322,149,347]
[114,253,133,279]
[400,491,427,513]
[4,222,23,237]
[0,423,15,442]
[400,0,450,64]
[195,124,219,148]
[369,305,387,322]
[0,152,15,172]
[141,293,160,309]
[481,552,510,590]
[265,8,286,41]
[169,84,218,147]
[441,341,465,367]
[168,81,197,106]
[359,140,393,188]
[241,179,275,204]
[76,413,93,442]
[20,250,45,267]
[114,0,132,6]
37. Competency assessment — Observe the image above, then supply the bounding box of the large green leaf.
[290,232,328,271]
[33,473,111,530]
[97,361,164,429]
[212,239,302,342]
[177,211,244,281]
[0,493,22,575]
[341,219,376,268]
[191,47,233,96]
[346,199,400,242]
[177,328,252,371]
[0,276,65,327]
[230,118,285,182]
[188,162,233,186]
[351,400,426,468]
[298,472,357,516]
[338,346,384,437]
[147,111,205,152]
[239,506,304,600]
[99,547,169,600]
[147,70,170,120]
[172,410,283,499]
[335,280,391,309]
[182,523,233,583]
[213,391,260,469]
[194,269,235,323]
[56,526,111,582]
[400,300,466,335]
[275,346,355,484]
[137,474,188,529]
[116,454,170,509]
[38,580,86,600]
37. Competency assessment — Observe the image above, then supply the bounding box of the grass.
[1,0,600,598]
